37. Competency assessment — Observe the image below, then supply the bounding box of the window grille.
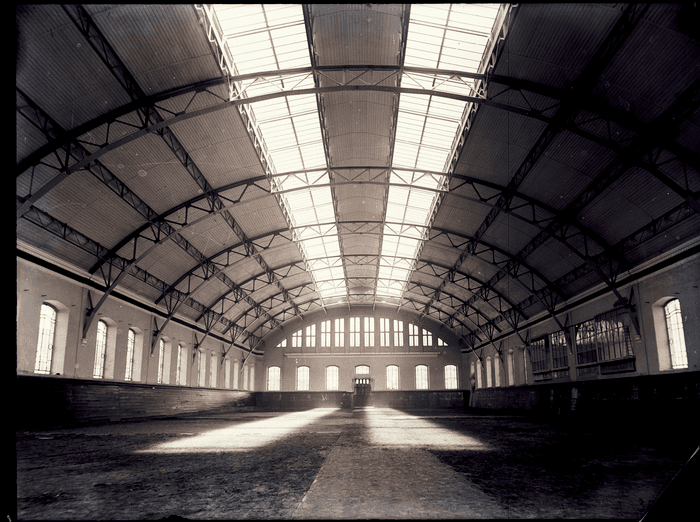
[415,365,428,389]
[297,366,309,390]
[595,309,634,362]
[306,324,316,348]
[393,320,404,346]
[350,317,360,347]
[35,303,56,375]
[292,329,303,348]
[380,318,390,347]
[157,339,165,384]
[529,337,550,373]
[93,320,108,379]
[355,365,369,374]
[326,366,339,390]
[444,365,457,389]
[409,324,419,346]
[335,318,344,347]
[575,319,598,365]
[664,299,688,369]
[364,317,374,347]
[321,320,331,347]
[387,365,399,390]
[125,329,135,381]
[268,366,280,390]
[550,331,568,369]
[422,328,432,346]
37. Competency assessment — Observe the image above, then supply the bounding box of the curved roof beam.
[17,68,699,215]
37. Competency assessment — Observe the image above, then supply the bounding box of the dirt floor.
[15,407,699,519]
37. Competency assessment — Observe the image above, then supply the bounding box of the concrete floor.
[15,407,698,519]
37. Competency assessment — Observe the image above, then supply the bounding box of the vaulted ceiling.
[16,4,700,353]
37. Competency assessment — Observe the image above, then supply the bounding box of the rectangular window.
[321,320,331,348]
[595,309,634,362]
[364,317,374,347]
[335,318,344,347]
[210,353,217,388]
[380,318,390,347]
[233,360,240,389]
[198,352,206,387]
[486,357,493,387]
[306,324,316,348]
[393,320,403,346]
[326,366,339,390]
[494,357,501,387]
[292,329,303,348]
[243,365,249,390]
[415,365,429,389]
[422,328,432,346]
[529,337,550,374]
[575,319,598,365]
[350,317,360,347]
[409,323,419,346]
[35,304,56,375]
[444,365,457,389]
[224,359,230,389]
[387,365,399,390]
[297,366,309,391]
[550,331,569,369]
[93,320,108,379]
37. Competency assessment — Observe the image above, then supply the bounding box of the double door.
[354,377,371,407]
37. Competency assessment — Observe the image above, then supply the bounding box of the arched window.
[386,365,399,390]
[232,360,240,389]
[297,366,310,390]
[125,329,136,381]
[198,351,206,387]
[93,320,108,378]
[243,364,249,390]
[210,352,218,388]
[415,365,428,390]
[664,299,688,369]
[157,338,165,384]
[326,365,339,390]
[494,356,501,387]
[268,366,281,391]
[444,365,457,389]
[486,357,493,388]
[507,349,515,386]
[355,365,369,375]
[476,361,483,388]
[249,365,255,391]
[34,304,57,375]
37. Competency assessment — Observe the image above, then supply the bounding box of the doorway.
[353,377,372,407]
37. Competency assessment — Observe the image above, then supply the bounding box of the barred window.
[575,319,598,365]
[550,331,568,369]
[386,365,399,390]
[393,320,403,346]
[292,329,303,348]
[268,366,280,391]
[664,299,688,369]
[297,366,309,390]
[125,329,136,381]
[364,317,374,347]
[35,304,57,375]
[350,317,360,347]
[326,365,339,390]
[422,329,432,346]
[409,324,419,346]
[306,324,316,348]
[595,309,633,362]
[380,318,390,347]
[444,365,457,389]
[321,320,331,347]
[93,320,108,379]
[529,337,550,373]
[355,365,369,375]
[415,364,429,389]
[335,318,344,347]
[157,338,165,384]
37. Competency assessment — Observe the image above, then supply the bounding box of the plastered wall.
[17,257,258,391]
